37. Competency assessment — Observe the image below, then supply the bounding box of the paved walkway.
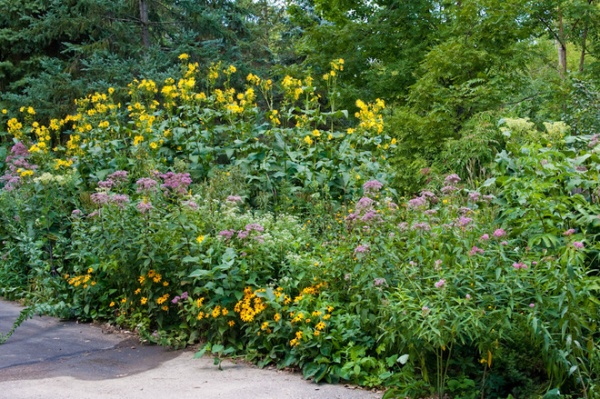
[0,299,382,399]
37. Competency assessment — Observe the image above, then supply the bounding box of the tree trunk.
[557,8,567,78]
[139,0,150,48]
[580,25,588,72]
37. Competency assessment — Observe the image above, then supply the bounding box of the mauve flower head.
[361,210,379,222]
[237,230,249,240]
[226,195,243,203]
[88,210,100,218]
[356,197,375,211]
[91,192,110,205]
[435,279,446,289]
[422,306,430,315]
[9,142,30,158]
[563,229,576,236]
[576,165,588,172]
[412,222,431,231]
[441,185,458,194]
[480,233,490,241]
[245,223,265,232]
[465,294,471,300]
[254,235,265,244]
[111,194,130,208]
[136,177,158,193]
[444,174,461,185]
[160,172,192,195]
[588,134,598,148]
[363,180,383,193]
[373,278,387,286]
[108,170,128,183]
[532,261,538,266]
[513,262,527,270]
[501,241,509,246]
[354,244,370,254]
[420,190,436,199]
[469,246,484,256]
[483,194,495,202]
[529,303,535,308]
[181,292,188,300]
[468,192,481,202]
[424,209,437,216]
[171,296,180,304]
[493,228,506,238]
[398,222,409,231]
[98,179,114,189]
[408,196,427,209]
[219,229,235,239]
[182,200,198,210]
[457,216,473,228]
[137,201,153,214]
[346,212,359,222]
[459,207,473,215]
[573,241,584,249]
[72,209,82,217]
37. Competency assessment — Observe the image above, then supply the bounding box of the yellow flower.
[443,199,449,205]
[149,142,158,150]
[197,311,205,320]
[162,306,169,311]
[303,136,313,146]
[311,129,321,137]
[121,298,127,303]
[178,53,189,60]
[162,281,169,287]
[134,288,141,295]
[139,275,146,284]
[196,298,205,307]
[355,174,360,180]
[133,135,144,145]
[315,321,326,331]
[1,109,7,114]
[228,320,235,327]
[27,106,35,115]
[109,301,115,307]
[221,308,229,316]
[141,297,148,305]
[274,313,281,322]
[153,274,162,283]
[227,65,237,74]
[196,235,205,244]
[108,87,115,94]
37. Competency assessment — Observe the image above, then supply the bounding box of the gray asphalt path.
[0,299,382,399]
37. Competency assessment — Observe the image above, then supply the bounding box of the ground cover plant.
[0,61,599,399]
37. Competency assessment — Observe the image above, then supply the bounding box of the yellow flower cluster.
[323,59,344,80]
[7,118,23,139]
[54,159,73,170]
[289,331,303,347]
[355,98,385,134]
[66,267,95,288]
[157,293,170,305]
[282,75,304,101]
[234,287,267,322]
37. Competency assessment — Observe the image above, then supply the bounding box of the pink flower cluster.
[160,172,192,196]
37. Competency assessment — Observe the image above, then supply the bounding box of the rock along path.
[0,299,382,399]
